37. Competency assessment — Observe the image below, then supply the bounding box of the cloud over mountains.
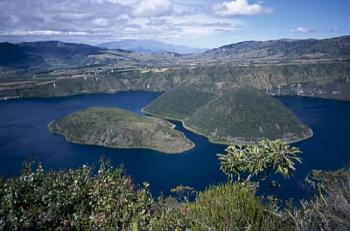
[0,0,271,45]
[213,0,272,16]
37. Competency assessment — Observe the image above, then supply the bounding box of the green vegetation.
[217,139,302,182]
[49,107,194,153]
[0,160,284,230]
[143,86,214,120]
[145,87,312,144]
[289,167,350,231]
[152,184,284,230]
[186,88,312,143]
[1,140,349,230]
[0,161,153,230]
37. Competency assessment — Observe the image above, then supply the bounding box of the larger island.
[144,87,312,144]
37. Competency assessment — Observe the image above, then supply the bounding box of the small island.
[48,107,194,154]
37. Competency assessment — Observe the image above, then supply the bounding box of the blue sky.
[0,0,349,48]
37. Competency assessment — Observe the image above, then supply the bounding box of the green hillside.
[48,107,194,153]
[186,88,312,144]
[144,87,312,144]
[143,86,214,120]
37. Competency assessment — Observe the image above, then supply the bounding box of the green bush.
[151,184,289,231]
[289,168,350,231]
[0,161,153,230]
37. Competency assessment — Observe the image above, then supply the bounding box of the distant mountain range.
[98,39,207,54]
[1,36,350,68]
[205,36,350,60]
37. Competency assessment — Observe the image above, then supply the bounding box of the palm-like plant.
[260,139,302,177]
[217,139,302,185]
[217,145,248,182]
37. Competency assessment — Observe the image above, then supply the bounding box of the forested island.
[144,87,312,144]
[49,107,194,153]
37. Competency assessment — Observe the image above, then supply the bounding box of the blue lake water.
[0,91,349,201]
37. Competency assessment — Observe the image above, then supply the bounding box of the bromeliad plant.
[217,139,302,184]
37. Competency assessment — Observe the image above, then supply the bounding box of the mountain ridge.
[205,35,350,60]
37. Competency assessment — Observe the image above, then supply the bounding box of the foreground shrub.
[151,183,288,231]
[2,154,349,230]
[0,161,153,230]
[289,168,350,231]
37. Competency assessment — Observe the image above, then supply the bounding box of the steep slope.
[143,86,215,120]
[144,87,312,144]
[185,88,312,144]
[49,107,194,153]
[1,59,349,101]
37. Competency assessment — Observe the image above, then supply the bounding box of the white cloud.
[66,31,89,36]
[93,18,109,27]
[213,0,271,16]
[92,0,136,5]
[1,30,89,36]
[0,0,245,46]
[290,27,314,33]
[133,0,172,17]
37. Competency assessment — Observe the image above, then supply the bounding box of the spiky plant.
[217,139,302,184]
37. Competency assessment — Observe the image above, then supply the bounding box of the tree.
[217,139,302,184]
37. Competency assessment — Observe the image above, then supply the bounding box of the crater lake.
[0,91,349,200]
